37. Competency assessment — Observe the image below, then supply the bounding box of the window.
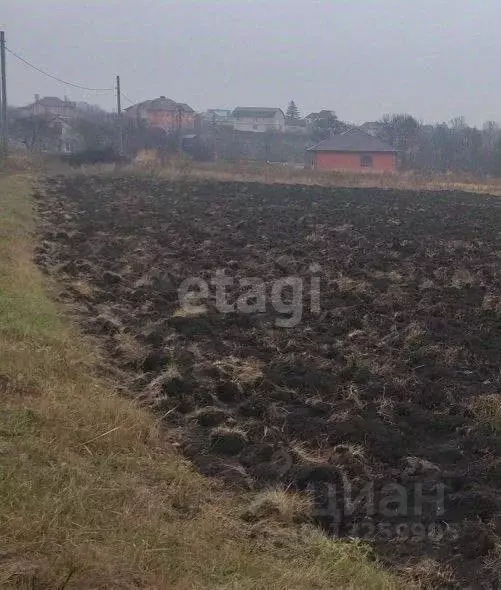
[360,154,373,168]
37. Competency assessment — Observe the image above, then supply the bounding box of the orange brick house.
[124,96,195,133]
[307,128,397,172]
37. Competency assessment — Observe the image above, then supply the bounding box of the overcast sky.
[1,0,499,125]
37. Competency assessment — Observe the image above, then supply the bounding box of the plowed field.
[35,175,501,587]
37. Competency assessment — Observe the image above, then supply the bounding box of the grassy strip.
[126,155,501,197]
[0,173,397,588]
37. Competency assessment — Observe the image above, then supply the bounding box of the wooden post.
[116,75,124,155]
[0,31,8,157]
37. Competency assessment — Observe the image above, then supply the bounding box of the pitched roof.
[125,96,194,113]
[178,102,195,113]
[37,96,76,108]
[147,96,178,110]
[233,107,284,119]
[307,128,396,153]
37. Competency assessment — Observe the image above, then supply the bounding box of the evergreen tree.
[286,100,301,120]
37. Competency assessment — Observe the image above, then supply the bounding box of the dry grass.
[0,152,35,174]
[124,156,501,197]
[242,489,312,525]
[336,274,371,296]
[0,172,398,588]
[172,304,208,318]
[213,356,264,386]
[472,394,501,435]
[39,148,501,197]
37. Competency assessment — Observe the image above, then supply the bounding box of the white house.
[232,107,285,133]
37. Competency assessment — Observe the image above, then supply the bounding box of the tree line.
[286,100,501,176]
[10,98,501,176]
[371,113,501,176]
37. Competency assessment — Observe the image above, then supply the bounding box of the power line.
[5,46,113,92]
[121,92,136,105]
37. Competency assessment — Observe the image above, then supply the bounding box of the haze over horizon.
[2,0,499,126]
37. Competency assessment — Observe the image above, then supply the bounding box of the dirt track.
[35,175,501,587]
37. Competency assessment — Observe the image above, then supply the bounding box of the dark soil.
[35,174,501,588]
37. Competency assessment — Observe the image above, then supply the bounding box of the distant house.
[17,95,77,119]
[204,109,233,124]
[307,128,397,172]
[41,117,83,153]
[11,113,83,153]
[124,96,195,132]
[232,107,285,133]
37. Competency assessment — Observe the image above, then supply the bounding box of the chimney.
[34,93,40,103]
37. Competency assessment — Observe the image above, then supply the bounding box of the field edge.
[0,172,398,589]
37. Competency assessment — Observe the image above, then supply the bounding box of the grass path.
[0,173,397,589]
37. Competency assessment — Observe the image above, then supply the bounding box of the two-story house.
[17,95,77,119]
[124,96,195,133]
[232,107,285,133]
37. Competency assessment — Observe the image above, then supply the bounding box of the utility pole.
[177,105,183,154]
[0,31,8,158]
[212,111,218,162]
[116,75,124,156]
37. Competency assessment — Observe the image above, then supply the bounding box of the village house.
[307,128,397,172]
[9,94,80,152]
[16,95,77,119]
[124,96,195,133]
[10,112,84,154]
[203,109,233,125]
[43,116,83,153]
[232,107,285,133]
